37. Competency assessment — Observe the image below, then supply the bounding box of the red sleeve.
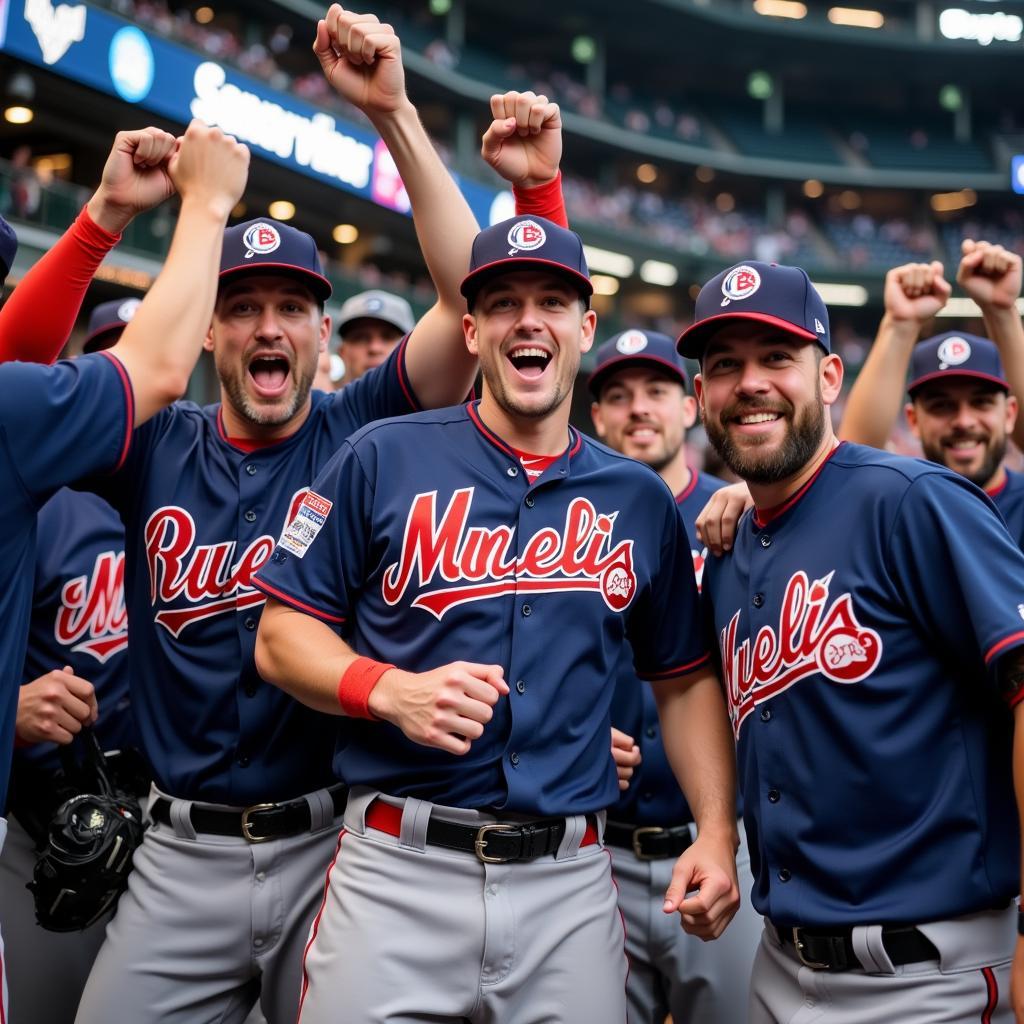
[513,171,568,228]
[0,206,121,365]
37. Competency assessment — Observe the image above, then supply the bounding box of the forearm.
[838,314,919,447]
[0,207,120,364]
[106,197,228,422]
[654,669,738,844]
[983,306,1024,449]
[255,600,361,715]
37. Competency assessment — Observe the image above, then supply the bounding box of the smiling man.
[252,215,741,1023]
[680,259,1024,1023]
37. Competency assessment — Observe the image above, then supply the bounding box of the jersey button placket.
[244,510,257,523]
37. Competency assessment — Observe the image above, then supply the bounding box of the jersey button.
[244,617,257,631]
[516,679,526,694]
[778,868,792,882]
[760,708,772,722]
[244,683,257,698]
[525,495,535,508]
[238,754,250,768]
[752,593,764,608]
[245,464,257,476]
[522,604,532,617]
[244,510,257,523]
[768,789,780,803]
[645,726,657,739]
[510,752,520,766]
[506,466,518,477]
[642,791,653,801]
[760,534,772,548]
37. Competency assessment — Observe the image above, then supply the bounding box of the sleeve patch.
[278,489,333,559]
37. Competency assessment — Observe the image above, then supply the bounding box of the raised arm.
[838,261,951,447]
[958,239,1024,450]
[314,5,477,408]
[106,122,248,424]
[654,666,740,939]
[0,128,178,364]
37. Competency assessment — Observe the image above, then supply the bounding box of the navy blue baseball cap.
[219,218,332,302]
[0,213,17,280]
[677,261,830,359]
[460,215,592,306]
[588,330,688,398]
[83,297,142,353]
[908,332,1008,396]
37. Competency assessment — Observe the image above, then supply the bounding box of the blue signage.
[0,1,503,225]
[1013,155,1024,196]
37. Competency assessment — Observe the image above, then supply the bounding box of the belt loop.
[852,924,895,974]
[555,813,588,861]
[170,798,197,840]
[343,786,377,836]
[399,797,431,851]
[304,787,334,833]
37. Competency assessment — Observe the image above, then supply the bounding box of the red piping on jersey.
[753,443,843,528]
[985,630,1024,666]
[395,333,422,412]
[252,577,346,625]
[980,965,998,1024]
[986,477,1008,500]
[296,829,345,1023]
[675,469,700,505]
[467,401,582,464]
[99,351,135,472]
[638,651,710,681]
[215,407,296,452]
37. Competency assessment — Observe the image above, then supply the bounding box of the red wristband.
[337,657,394,720]
[513,171,568,228]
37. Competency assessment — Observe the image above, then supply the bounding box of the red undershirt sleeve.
[0,206,122,364]
[513,171,568,228]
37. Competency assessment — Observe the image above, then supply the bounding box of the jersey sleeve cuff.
[252,576,347,625]
[985,630,1024,665]
[395,333,423,413]
[98,351,135,472]
[637,651,710,681]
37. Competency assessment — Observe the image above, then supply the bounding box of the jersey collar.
[466,400,582,481]
[752,442,844,528]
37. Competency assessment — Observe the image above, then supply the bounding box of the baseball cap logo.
[937,336,971,368]
[507,219,547,255]
[242,222,282,259]
[721,265,761,307]
[615,330,649,355]
[117,298,141,322]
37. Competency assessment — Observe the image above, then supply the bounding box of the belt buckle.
[474,823,518,863]
[240,803,276,843]
[631,826,664,860]
[792,927,831,970]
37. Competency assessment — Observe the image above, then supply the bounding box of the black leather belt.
[366,799,598,863]
[152,784,348,843]
[776,922,939,971]
[604,820,693,860]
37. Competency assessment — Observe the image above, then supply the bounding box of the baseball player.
[67,13,576,1024]
[588,328,762,1022]
[333,288,415,385]
[839,243,1024,545]
[678,258,1024,1023]
[252,213,740,1024]
[0,119,250,1022]
[0,298,140,1024]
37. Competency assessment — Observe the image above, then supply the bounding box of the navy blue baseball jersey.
[988,468,1024,550]
[610,470,727,826]
[0,353,132,809]
[18,488,133,774]
[702,442,1024,927]
[82,342,419,805]
[254,402,708,816]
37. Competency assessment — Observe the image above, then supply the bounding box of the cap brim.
[337,315,413,337]
[677,311,818,359]
[82,322,126,354]
[218,263,333,303]
[460,257,593,303]
[908,369,1010,396]
[588,353,688,398]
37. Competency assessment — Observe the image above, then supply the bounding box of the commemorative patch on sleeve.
[278,490,333,559]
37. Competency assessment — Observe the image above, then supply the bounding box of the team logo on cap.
[720,265,761,306]
[507,219,547,255]
[366,298,383,313]
[937,336,971,368]
[117,298,142,323]
[615,330,648,355]
[242,222,282,259]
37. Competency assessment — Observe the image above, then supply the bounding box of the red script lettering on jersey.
[721,569,882,737]
[55,550,128,663]
[382,488,637,619]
